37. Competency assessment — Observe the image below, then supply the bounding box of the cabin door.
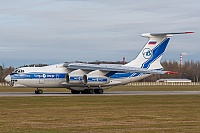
[39,74,46,84]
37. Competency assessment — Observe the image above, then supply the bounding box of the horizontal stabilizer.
[142,32,194,38]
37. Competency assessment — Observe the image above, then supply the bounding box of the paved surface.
[0,91,200,97]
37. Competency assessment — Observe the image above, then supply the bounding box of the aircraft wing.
[64,63,175,75]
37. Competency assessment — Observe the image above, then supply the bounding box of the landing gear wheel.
[88,89,94,94]
[71,90,80,94]
[98,89,103,94]
[81,89,88,94]
[35,89,43,94]
[95,89,103,94]
[81,89,94,94]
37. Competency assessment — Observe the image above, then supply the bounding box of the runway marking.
[0,91,200,97]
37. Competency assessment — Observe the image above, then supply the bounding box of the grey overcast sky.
[0,0,199,67]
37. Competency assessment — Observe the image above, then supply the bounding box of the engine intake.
[66,74,83,84]
[66,69,87,84]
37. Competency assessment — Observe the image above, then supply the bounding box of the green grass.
[0,85,199,132]
[0,95,200,133]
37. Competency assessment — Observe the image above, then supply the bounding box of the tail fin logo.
[142,48,152,59]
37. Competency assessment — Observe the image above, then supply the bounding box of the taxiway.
[0,91,200,97]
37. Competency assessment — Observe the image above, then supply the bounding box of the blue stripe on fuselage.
[11,73,66,79]
[110,72,133,79]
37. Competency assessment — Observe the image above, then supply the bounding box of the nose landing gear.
[35,89,43,94]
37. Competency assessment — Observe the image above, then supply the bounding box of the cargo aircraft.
[4,32,193,94]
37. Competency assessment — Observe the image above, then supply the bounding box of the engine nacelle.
[83,75,110,85]
[82,70,110,85]
[66,69,87,84]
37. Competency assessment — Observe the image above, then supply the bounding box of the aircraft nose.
[4,75,11,83]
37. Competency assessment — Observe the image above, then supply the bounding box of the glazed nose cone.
[4,75,11,83]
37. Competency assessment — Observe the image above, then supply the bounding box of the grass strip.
[0,95,199,133]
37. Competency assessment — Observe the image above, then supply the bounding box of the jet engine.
[82,70,110,85]
[66,69,87,84]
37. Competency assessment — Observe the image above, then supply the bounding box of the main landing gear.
[35,88,43,94]
[71,89,104,94]
[94,89,104,94]
[71,90,81,94]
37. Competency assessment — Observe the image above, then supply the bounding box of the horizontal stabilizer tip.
[165,71,178,75]
[184,32,195,34]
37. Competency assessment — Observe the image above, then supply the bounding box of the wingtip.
[185,32,195,34]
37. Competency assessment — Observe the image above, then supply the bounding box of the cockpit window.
[13,69,25,73]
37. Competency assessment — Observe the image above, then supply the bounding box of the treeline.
[0,61,200,82]
[0,65,14,82]
[144,60,200,82]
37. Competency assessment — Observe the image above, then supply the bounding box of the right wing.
[64,63,175,75]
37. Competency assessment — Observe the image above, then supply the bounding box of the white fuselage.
[9,63,150,91]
